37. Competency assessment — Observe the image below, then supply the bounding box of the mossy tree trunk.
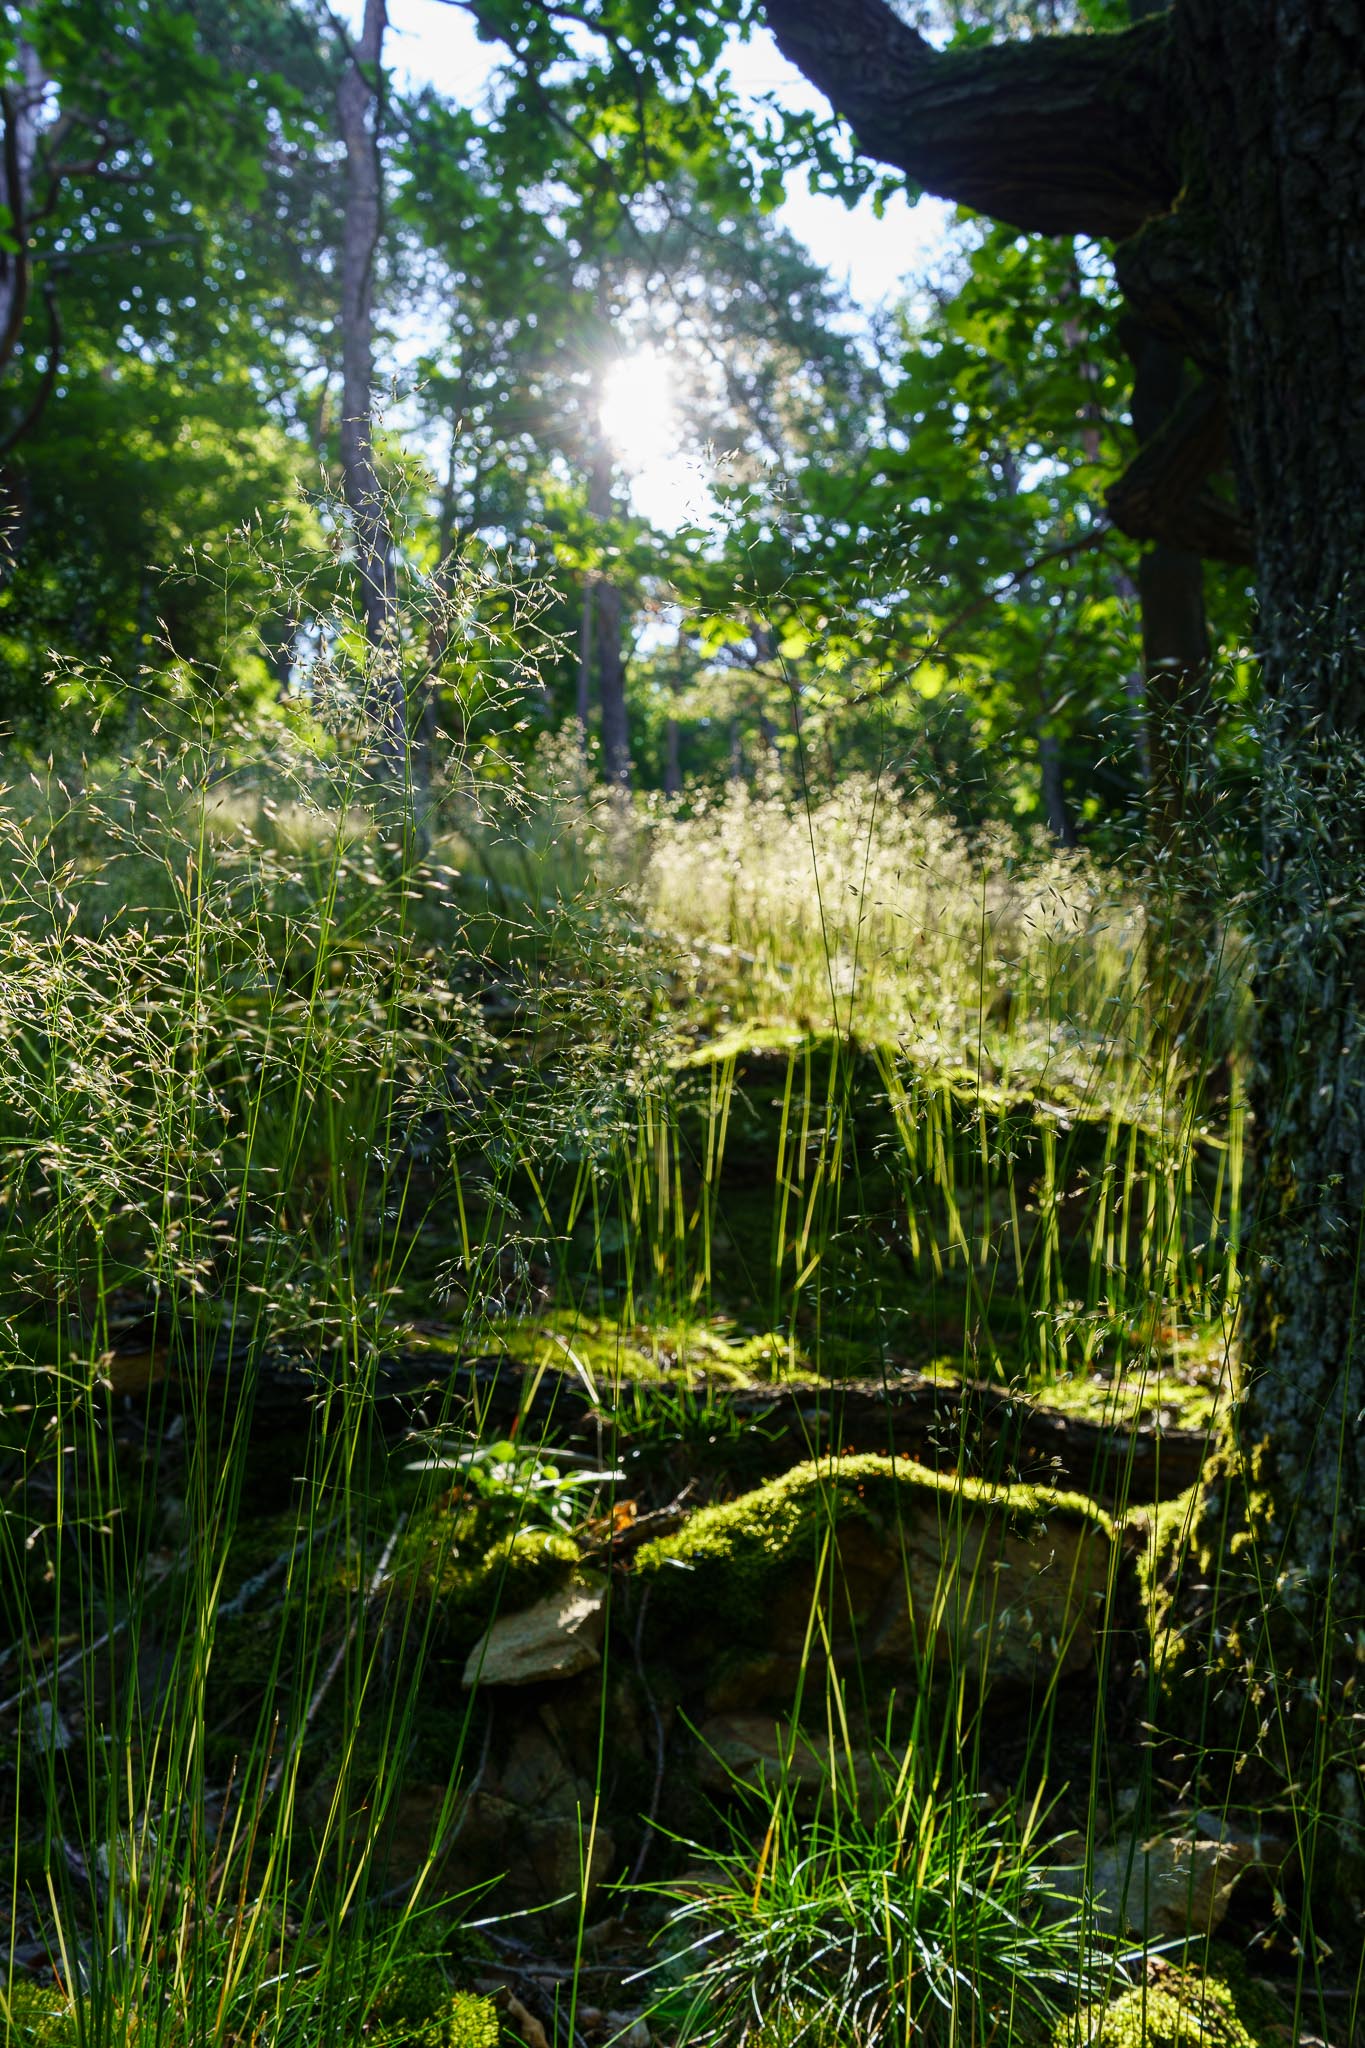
[759,0,1365,1632]
[1178,0,1365,1627]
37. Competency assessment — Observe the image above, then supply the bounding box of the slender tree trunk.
[587,436,630,789]
[0,35,45,371]
[577,581,594,751]
[336,0,405,775]
[1037,722,1075,846]
[664,716,682,797]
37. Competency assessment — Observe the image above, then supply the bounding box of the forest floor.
[0,772,1353,2048]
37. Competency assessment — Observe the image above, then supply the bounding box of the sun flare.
[600,348,677,466]
[599,348,701,530]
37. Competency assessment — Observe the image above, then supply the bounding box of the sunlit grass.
[0,535,1346,2048]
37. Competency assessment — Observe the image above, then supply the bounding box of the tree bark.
[760,0,1365,1656]
[336,0,405,773]
[1037,722,1075,846]
[664,627,685,798]
[762,0,1178,239]
[577,579,594,751]
[664,715,682,797]
[0,34,45,374]
[1176,0,1365,1632]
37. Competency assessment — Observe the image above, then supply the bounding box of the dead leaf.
[502,1992,550,2048]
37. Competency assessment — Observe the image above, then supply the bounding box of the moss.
[634,1452,1111,1637]
[1133,1485,1208,1639]
[1061,1958,1290,2048]
[1038,1360,1226,1436]
[368,1964,499,2048]
[482,1310,786,1390]
[0,1981,76,2045]
[439,1526,580,1618]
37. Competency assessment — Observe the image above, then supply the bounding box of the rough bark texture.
[336,0,405,769]
[762,0,1178,238]
[759,0,1365,1656]
[1177,0,1365,1629]
[0,36,44,371]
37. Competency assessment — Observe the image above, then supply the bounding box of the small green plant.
[409,1436,622,1536]
[650,1750,1117,2048]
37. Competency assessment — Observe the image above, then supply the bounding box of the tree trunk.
[577,581,594,752]
[1037,720,1075,846]
[1178,0,1365,1631]
[587,437,631,790]
[336,0,405,774]
[663,624,687,797]
[0,35,45,372]
[753,15,1365,1929]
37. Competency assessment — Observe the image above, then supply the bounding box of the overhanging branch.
[761,0,1179,240]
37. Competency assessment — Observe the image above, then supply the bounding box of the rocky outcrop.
[635,1454,1115,1691]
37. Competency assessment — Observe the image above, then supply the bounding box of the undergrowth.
[0,525,1354,2048]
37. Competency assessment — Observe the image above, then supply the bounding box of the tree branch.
[761,0,1179,240]
[1106,377,1253,564]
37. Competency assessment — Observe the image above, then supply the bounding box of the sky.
[374,1,957,526]
[383,1,954,312]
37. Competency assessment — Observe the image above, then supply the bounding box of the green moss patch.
[1061,1958,1291,2048]
[368,1965,500,2048]
[0,1981,74,2045]
[635,1453,1111,1639]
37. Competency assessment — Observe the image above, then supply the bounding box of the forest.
[1,0,1362,2043]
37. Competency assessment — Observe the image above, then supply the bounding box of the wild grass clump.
[653,1750,1118,2048]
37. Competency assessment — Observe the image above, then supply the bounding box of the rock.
[462,1574,606,1689]
[694,1712,880,1810]
[448,1710,618,1913]
[638,1456,1115,1691]
[1051,1825,1258,1941]
[460,1791,617,1912]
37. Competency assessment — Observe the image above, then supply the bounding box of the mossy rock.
[1061,1958,1292,2048]
[441,1527,580,1618]
[636,1454,1114,1687]
[386,1511,580,1648]
[368,1963,499,2048]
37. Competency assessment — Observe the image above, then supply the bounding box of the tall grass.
[0,538,655,2041]
[0,529,1351,2048]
